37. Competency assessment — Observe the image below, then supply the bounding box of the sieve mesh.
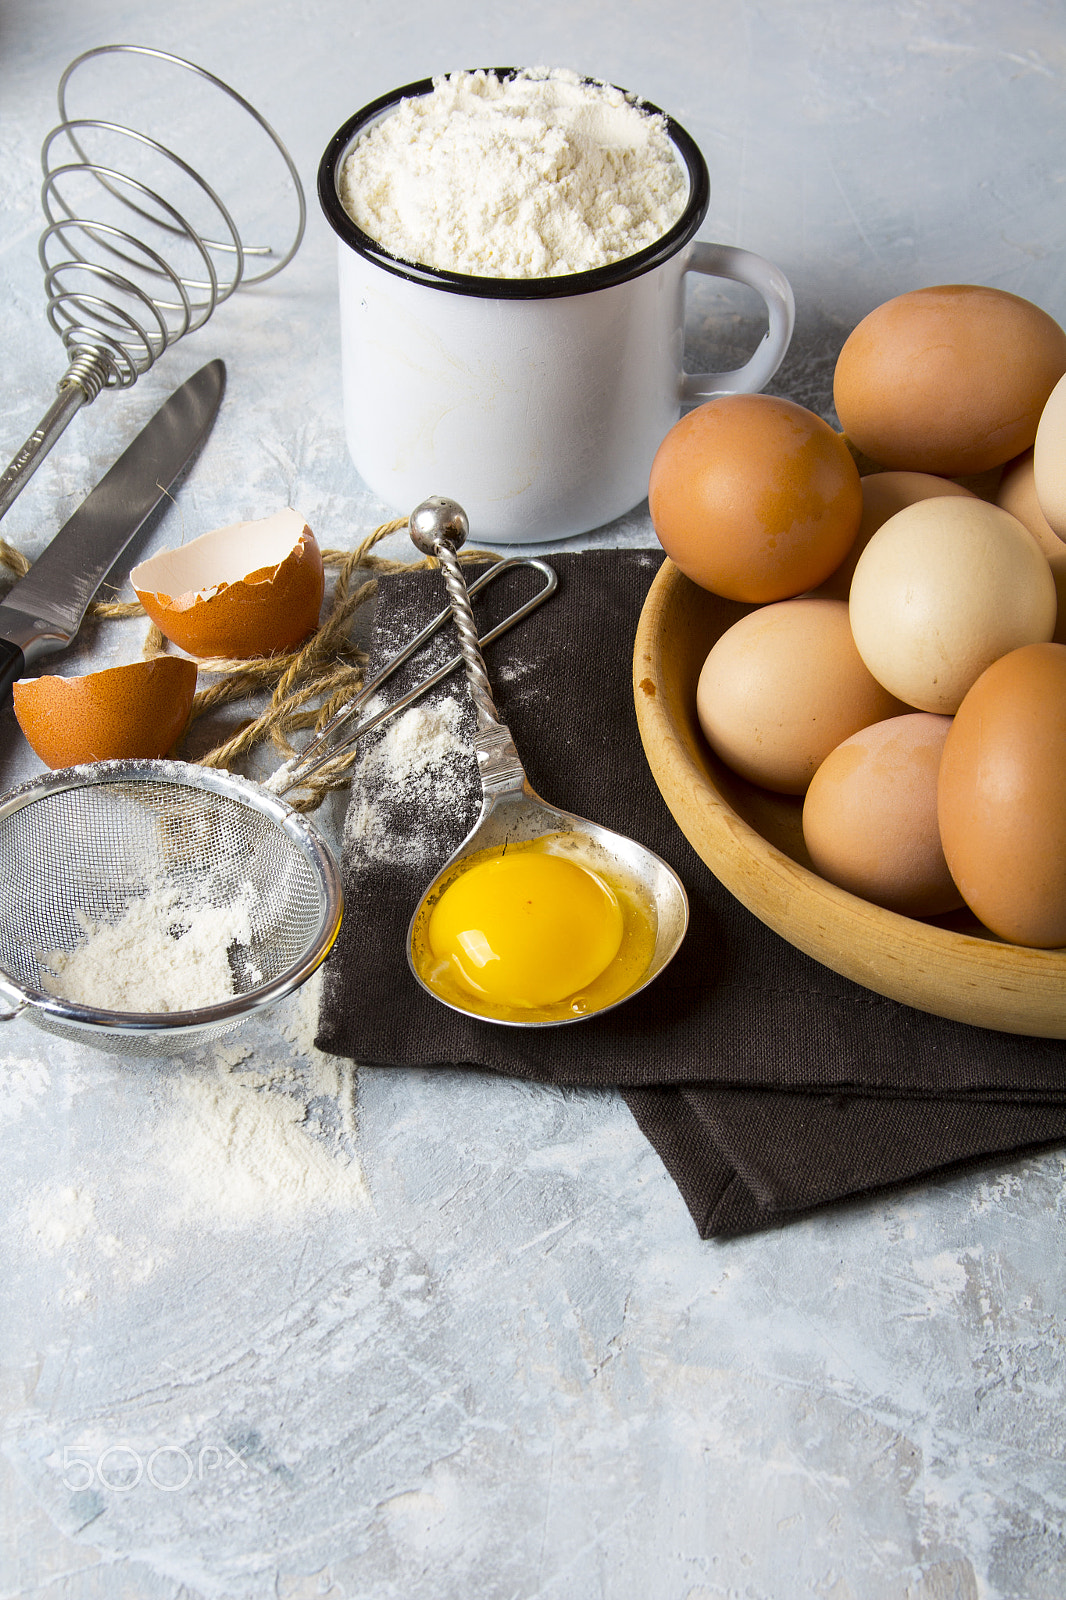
[0,760,343,1057]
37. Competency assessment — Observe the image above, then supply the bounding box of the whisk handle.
[0,368,96,523]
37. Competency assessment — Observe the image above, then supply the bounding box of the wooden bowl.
[633,557,1066,1038]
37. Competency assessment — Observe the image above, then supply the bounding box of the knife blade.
[0,358,226,704]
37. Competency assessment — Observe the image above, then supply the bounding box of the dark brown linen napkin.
[317,549,1066,1237]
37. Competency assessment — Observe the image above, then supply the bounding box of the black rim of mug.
[317,69,712,301]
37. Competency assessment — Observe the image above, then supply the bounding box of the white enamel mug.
[319,75,795,544]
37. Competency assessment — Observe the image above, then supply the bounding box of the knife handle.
[0,638,26,707]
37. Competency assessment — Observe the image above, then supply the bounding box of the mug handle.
[680,242,796,403]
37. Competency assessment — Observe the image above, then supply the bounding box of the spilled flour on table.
[343,692,475,867]
[14,970,367,1291]
[162,967,367,1225]
[26,1183,97,1250]
[22,1182,159,1302]
[0,1056,52,1126]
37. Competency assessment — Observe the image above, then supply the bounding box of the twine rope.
[1,519,491,813]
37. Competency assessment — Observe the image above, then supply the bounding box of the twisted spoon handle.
[409,495,529,798]
[432,536,500,733]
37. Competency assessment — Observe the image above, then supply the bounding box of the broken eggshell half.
[13,655,198,769]
[130,507,325,659]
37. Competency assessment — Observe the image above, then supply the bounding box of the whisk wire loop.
[40,150,239,367]
[0,42,306,522]
[55,44,305,290]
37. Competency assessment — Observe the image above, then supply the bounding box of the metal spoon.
[405,495,689,1027]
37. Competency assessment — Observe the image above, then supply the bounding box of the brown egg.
[696,597,906,794]
[813,470,977,600]
[649,394,863,602]
[849,496,1057,713]
[995,448,1066,643]
[131,507,324,659]
[938,642,1066,947]
[833,284,1066,476]
[13,655,197,769]
[802,713,962,917]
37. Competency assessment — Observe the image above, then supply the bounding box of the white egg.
[848,496,1057,713]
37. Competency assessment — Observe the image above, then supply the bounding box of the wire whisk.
[0,44,306,522]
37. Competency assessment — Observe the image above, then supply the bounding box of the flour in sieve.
[36,879,259,1012]
[340,67,688,279]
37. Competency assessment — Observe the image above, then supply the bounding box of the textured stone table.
[2,3,1064,1596]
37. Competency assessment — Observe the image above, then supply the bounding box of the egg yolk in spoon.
[427,849,624,1009]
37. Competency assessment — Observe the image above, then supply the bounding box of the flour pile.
[36,879,258,1012]
[343,693,473,867]
[156,969,366,1223]
[340,67,688,278]
[15,972,366,1266]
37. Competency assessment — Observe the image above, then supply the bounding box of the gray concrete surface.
[2,3,1065,1596]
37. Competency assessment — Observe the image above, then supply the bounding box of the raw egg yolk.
[427,851,624,1008]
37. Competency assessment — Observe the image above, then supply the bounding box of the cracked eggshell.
[131,507,324,659]
[13,655,197,769]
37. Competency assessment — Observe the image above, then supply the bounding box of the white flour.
[340,67,687,278]
[164,986,366,1226]
[37,880,258,1012]
[16,674,477,1248]
[343,693,473,864]
[15,974,366,1279]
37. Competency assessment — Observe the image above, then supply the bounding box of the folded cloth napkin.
[317,549,1066,1237]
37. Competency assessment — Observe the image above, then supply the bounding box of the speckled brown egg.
[649,394,863,602]
[937,642,1066,947]
[802,713,962,917]
[833,284,1066,477]
[696,597,906,794]
[13,655,197,769]
[131,507,324,660]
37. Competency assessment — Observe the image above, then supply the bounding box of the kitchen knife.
[0,358,226,704]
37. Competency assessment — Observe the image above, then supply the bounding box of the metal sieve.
[0,759,342,1057]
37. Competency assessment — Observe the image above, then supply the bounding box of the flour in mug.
[339,67,688,279]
